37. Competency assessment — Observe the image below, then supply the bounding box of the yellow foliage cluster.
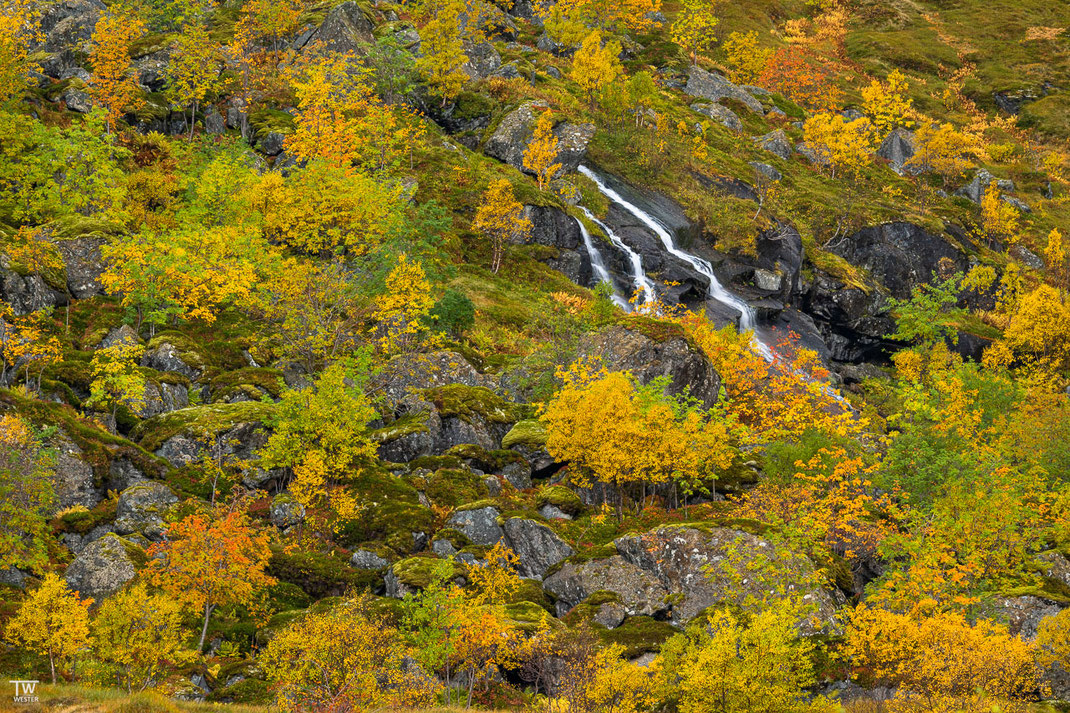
[89,11,147,131]
[671,0,720,65]
[263,594,438,712]
[907,122,975,186]
[846,606,1039,712]
[473,178,532,273]
[722,31,772,85]
[524,111,563,191]
[0,0,41,105]
[572,30,624,105]
[540,0,662,46]
[802,113,876,180]
[373,252,436,353]
[861,69,915,133]
[541,360,737,520]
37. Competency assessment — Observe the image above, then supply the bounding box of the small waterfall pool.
[578,165,774,360]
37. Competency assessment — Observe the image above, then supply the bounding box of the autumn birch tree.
[524,111,562,191]
[472,179,532,274]
[146,508,275,651]
[164,22,223,140]
[5,574,92,684]
[89,10,146,131]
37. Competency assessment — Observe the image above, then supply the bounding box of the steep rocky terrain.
[2,0,1070,709]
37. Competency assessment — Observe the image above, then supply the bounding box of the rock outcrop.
[578,325,721,409]
[685,68,764,114]
[543,555,670,618]
[614,525,843,629]
[65,533,141,599]
[503,518,573,579]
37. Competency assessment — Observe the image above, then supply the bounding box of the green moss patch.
[391,556,464,590]
[596,616,677,657]
[423,468,489,508]
[267,546,372,600]
[502,419,548,450]
[420,384,529,424]
[131,401,274,453]
[536,485,585,517]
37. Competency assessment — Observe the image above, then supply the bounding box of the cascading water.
[578,165,774,360]
[575,217,630,310]
[578,208,656,307]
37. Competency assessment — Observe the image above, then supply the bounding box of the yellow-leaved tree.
[89,9,146,131]
[256,161,404,256]
[145,507,275,652]
[258,358,379,531]
[472,179,532,274]
[1045,227,1067,291]
[416,0,469,104]
[671,0,720,66]
[264,594,438,712]
[540,0,662,46]
[286,53,420,174]
[163,22,223,141]
[722,31,772,85]
[571,30,623,107]
[861,68,915,133]
[373,253,436,353]
[541,361,736,521]
[980,181,1021,245]
[85,342,147,419]
[5,573,92,684]
[523,111,562,191]
[846,606,1039,712]
[92,582,193,693]
[659,603,835,713]
[906,122,974,186]
[0,0,42,106]
[0,414,55,571]
[802,113,875,180]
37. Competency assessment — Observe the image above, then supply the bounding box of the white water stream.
[575,217,630,310]
[578,165,774,360]
[577,208,656,308]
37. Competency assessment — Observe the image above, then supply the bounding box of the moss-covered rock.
[207,677,272,704]
[131,401,275,453]
[390,556,464,590]
[536,485,585,517]
[447,443,526,472]
[208,367,285,402]
[335,468,435,555]
[267,546,372,600]
[420,384,530,424]
[502,419,548,450]
[424,468,489,508]
[596,615,677,657]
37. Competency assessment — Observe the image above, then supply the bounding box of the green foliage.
[429,289,476,336]
[886,272,966,346]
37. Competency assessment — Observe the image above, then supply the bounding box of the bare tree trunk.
[198,603,216,651]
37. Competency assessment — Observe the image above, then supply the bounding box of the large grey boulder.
[753,130,793,161]
[447,506,503,546]
[351,549,391,570]
[56,236,105,299]
[113,482,177,540]
[269,492,306,529]
[614,526,843,629]
[685,68,764,114]
[543,555,670,618]
[101,324,139,349]
[877,128,918,175]
[0,266,67,316]
[138,381,190,419]
[503,518,573,579]
[51,433,100,513]
[692,103,742,133]
[578,325,721,409]
[988,595,1061,641]
[830,222,966,299]
[371,351,491,405]
[303,1,374,55]
[463,41,502,79]
[141,341,199,379]
[34,0,106,78]
[956,169,1015,204]
[64,533,140,600]
[484,102,594,174]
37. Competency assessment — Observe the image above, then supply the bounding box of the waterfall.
[578,208,656,307]
[578,165,774,359]
[575,217,630,310]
